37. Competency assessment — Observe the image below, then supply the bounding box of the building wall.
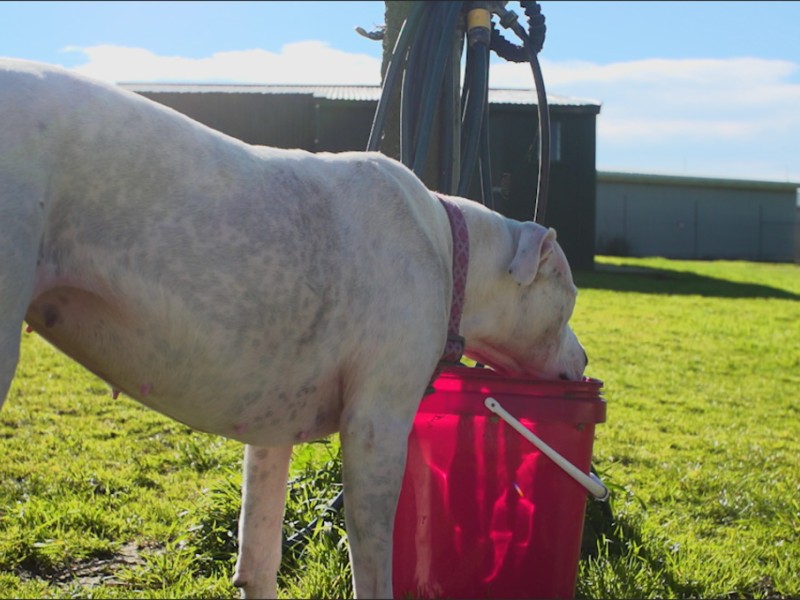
[313,101,376,152]
[596,173,798,262]
[136,91,318,150]
[548,113,598,270]
[458,107,599,270]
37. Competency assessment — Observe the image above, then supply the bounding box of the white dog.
[0,59,587,598]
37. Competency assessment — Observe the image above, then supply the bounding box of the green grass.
[1,256,798,598]
[572,257,799,599]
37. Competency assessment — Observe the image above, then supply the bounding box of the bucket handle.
[485,397,609,501]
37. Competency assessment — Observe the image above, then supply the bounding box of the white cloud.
[598,117,758,141]
[491,56,798,89]
[507,57,799,133]
[63,44,800,181]
[64,41,382,84]
[490,55,800,180]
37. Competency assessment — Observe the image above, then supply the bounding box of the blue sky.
[2,1,799,183]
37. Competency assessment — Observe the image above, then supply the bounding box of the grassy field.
[572,257,799,599]
[0,256,798,598]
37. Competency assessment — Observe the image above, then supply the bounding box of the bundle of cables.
[366,0,551,224]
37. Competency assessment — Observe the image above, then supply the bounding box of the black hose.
[457,37,489,197]
[439,44,458,194]
[282,486,345,555]
[368,1,550,216]
[490,0,546,61]
[491,1,550,223]
[411,2,461,175]
[478,93,494,209]
[528,50,550,225]
[366,1,424,152]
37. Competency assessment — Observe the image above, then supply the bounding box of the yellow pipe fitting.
[466,8,491,31]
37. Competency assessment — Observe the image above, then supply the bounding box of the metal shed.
[596,171,800,262]
[123,83,601,270]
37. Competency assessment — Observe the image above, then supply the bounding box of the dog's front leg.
[340,397,417,599]
[233,444,292,599]
[0,190,43,410]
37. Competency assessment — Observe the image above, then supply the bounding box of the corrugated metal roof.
[121,83,600,108]
[487,88,599,107]
[598,170,800,192]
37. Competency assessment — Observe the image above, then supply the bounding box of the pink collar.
[436,194,469,365]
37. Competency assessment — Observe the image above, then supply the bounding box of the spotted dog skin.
[0,59,586,598]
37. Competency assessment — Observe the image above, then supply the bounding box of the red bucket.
[393,365,606,599]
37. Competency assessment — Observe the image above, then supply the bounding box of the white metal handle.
[485,396,609,501]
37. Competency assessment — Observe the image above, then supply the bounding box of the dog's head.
[462,220,588,381]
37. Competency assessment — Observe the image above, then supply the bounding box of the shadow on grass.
[579,497,706,599]
[574,264,800,300]
[579,492,788,599]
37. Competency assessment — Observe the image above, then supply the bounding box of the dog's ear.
[507,223,557,286]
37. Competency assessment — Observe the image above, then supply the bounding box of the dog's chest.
[27,287,345,443]
[26,238,349,445]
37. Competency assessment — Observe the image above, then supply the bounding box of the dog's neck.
[455,201,523,364]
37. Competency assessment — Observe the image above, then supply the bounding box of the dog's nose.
[582,349,589,368]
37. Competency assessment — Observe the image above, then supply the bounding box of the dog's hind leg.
[233,444,293,599]
[0,317,25,412]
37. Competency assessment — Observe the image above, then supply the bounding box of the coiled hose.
[367,0,551,223]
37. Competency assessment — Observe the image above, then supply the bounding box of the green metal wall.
[596,174,797,262]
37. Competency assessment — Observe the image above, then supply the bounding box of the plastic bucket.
[393,365,606,599]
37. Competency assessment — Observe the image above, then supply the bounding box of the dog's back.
[0,59,450,445]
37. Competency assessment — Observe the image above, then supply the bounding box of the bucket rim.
[423,365,607,424]
[433,364,604,392]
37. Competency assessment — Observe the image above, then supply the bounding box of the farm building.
[123,83,602,270]
[596,171,800,263]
